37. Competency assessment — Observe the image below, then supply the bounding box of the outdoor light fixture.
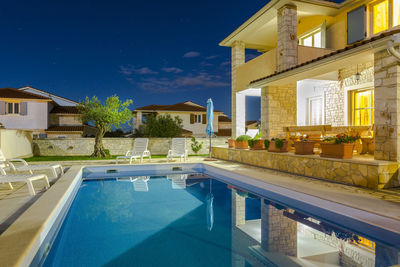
[355,64,361,82]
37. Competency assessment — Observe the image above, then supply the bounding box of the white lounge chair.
[167,174,188,189]
[0,149,63,178]
[116,176,150,192]
[0,168,50,196]
[167,138,188,162]
[115,138,151,164]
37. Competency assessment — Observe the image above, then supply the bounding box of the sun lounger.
[167,138,188,162]
[116,138,151,164]
[0,168,50,196]
[0,149,63,178]
[167,174,188,189]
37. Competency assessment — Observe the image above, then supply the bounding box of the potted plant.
[248,138,264,150]
[320,134,361,159]
[268,138,288,153]
[294,136,315,155]
[228,138,236,148]
[235,135,252,149]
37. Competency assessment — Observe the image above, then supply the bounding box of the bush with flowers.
[323,133,361,144]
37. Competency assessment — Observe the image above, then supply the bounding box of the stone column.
[232,190,246,226]
[277,5,298,72]
[374,49,400,161]
[261,85,297,139]
[261,200,297,256]
[231,41,245,138]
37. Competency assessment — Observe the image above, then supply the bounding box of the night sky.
[0,0,268,119]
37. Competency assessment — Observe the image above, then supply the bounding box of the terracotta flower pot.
[228,139,236,148]
[294,141,315,155]
[268,140,288,153]
[236,140,249,149]
[251,140,264,150]
[320,143,355,159]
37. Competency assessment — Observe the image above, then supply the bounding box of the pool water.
[43,173,399,267]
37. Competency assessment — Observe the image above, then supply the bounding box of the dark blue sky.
[0,0,269,119]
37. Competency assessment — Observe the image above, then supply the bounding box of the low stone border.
[211,147,399,189]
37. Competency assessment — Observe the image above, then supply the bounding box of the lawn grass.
[24,154,208,162]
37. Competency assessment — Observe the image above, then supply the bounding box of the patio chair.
[115,176,150,192]
[0,167,50,196]
[0,149,63,178]
[167,174,188,189]
[115,138,151,164]
[167,138,188,162]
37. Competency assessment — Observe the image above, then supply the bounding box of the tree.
[78,95,133,157]
[142,114,183,137]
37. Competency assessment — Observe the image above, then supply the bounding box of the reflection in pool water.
[43,174,399,267]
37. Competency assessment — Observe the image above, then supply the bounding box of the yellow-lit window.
[351,236,376,252]
[352,90,374,126]
[394,0,400,26]
[372,0,389,34]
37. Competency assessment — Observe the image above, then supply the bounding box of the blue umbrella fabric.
[206,98,214,136]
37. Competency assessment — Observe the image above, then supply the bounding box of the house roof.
[18,86,78,105]
[218,116,232,122]
[50,106,80,114]
[215,129,232,136]
[250,29,400,86]
[0,88,52,100]
[134,101,221,113]
[46,125,85,132]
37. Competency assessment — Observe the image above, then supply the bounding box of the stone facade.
[323,81,344,126]
[33,137,228,156]
[231,41,246,138]
[374,50,400,161]
[277,5,297,72]
[261,201,297,256]
[261,84,297,139]
[211,147,399,189]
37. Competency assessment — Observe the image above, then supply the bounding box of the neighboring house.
[133,101,225,137]
[216,115,232,137]
[0,87,95,138]
[221,0,400,162]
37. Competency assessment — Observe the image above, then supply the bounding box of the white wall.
[0,129,33,158]
[297,79,328,126]
[0,102,49,130]
[158,111,219,137]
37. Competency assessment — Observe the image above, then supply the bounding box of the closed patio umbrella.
[206,98,214,158]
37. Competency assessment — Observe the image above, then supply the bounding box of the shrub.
[191,137,203,154]
[323,133,361,144]
[236,135,252,142]
[264,139,270,149]
[143,114,183,137]
[274,138,284,149]
[248,139,256,148]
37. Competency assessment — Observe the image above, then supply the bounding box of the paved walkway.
[1,157,400,234]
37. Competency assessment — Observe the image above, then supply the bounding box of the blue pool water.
[43,172,400,267]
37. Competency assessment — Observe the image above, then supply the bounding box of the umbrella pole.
[209,134,212,158]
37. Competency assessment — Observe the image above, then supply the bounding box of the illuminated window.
[371,0,389,34]
[394,0,400,26]
[299,30,322,48]
[351,90,374,126]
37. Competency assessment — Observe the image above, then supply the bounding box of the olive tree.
[78,95,133,157]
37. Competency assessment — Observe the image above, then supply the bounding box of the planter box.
[294,141,315,155]
[268,141,288,153]
[236,140,249,149]
[250,140,264,150]
[228,139,236,148]
[320,143,355,159]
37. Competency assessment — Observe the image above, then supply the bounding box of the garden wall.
[33,137,228,156]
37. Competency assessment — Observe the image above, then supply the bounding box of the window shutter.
[0,101,5,115]
[202,114,206,124]
[190,114,194,124]
[347,5,366,44]
[20,102,28,116]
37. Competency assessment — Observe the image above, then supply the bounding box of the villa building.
[0,86,95,138]
[213,1,400,188]
[133,101,228,137]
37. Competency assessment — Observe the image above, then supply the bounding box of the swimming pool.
[37,164,400,267]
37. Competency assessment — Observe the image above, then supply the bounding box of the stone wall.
[277,4,297,72]
[324,81,344,126]
[33,137,228,156]
[231,41,246,138]
[211,147,399,189]
[261,84,297,139]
